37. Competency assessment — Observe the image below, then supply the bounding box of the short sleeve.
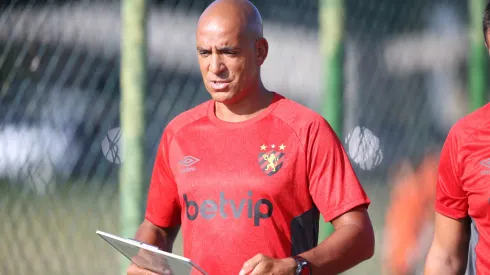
[307,119,371,223]
[145,130,182,228]
[435,129,468,219]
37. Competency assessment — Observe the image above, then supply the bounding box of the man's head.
[483,1,490,50]
[196,0,268,104]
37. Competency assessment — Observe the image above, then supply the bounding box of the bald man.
[127,1,375,275]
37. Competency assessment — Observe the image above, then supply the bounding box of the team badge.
[258,143,286,176]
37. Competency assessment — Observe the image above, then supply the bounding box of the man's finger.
[126,263,161,275]
[239,254,266,275]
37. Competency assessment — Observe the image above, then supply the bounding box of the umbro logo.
[480,158,490,175]
[481,159,490,168]
[179,156,199,173]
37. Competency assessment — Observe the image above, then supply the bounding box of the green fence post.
[469,0,488,111]
[319,0,344,243]
[120,0,147,273]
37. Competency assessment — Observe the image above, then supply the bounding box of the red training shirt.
[435,102,490,275]
[145,92,371,275]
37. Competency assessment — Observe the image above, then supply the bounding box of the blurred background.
[0,0,489,274]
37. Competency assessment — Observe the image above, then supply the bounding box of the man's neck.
[214,86,273,123]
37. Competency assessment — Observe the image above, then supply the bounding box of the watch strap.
[292,255,311,275]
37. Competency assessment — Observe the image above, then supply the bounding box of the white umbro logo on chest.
[179,156,200,173]
[480,158,490,175]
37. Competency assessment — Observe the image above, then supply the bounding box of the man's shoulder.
[447,102,490,144]
[164,100,211,136]
[272,92,331,134]
[273,93,330,128]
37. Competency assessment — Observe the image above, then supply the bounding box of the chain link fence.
[0,0,482,274]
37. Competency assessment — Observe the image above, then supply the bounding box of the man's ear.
[255,38,269,65]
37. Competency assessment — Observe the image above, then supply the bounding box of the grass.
[0,181,120,275]
[0,180,391,275]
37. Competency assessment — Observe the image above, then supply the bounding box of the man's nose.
[209,54,225,75]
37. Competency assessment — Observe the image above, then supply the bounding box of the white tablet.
[96,230,208,275]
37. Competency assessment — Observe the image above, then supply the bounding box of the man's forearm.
[134,219,180,252]
[424,260,466,275]
[424,251,468,275]
[299,224,375,275]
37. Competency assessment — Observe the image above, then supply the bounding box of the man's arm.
[239,206,374,275]
[127,130,181,275]
[424,212,470,275]
[298,118,374,273]
[138,129,181,251]
[299,205,375,274]
[126,219,181,275]
[133,219,180,252]
[424,122,470,274]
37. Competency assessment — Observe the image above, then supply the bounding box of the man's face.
[196,20,261,104]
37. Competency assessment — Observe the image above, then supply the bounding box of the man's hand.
[239,254,297,275]
[126,219,180,275]
[126,248,174,275]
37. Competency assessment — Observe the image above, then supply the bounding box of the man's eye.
[199,51,210,56]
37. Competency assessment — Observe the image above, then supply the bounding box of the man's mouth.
[210,81,230,90]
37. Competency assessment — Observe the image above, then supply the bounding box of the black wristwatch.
[292,255,311,275]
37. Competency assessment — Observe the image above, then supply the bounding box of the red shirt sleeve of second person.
[435,127,468,219]
[307,118,371,223]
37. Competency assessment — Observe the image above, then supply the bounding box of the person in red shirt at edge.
[127,0,375,274]
[424,3,490,274]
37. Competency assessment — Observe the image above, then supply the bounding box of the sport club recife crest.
[258,143,286,176]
